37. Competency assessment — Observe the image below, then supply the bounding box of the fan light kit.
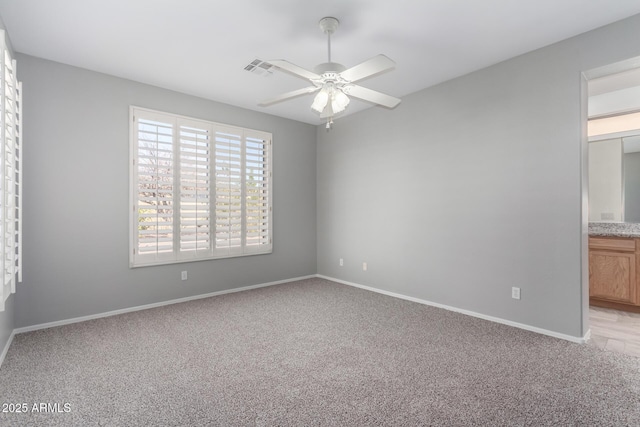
[258,17,401,130]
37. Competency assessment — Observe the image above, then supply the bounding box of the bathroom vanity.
[589,222,640,312]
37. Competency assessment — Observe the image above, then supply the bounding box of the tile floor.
[588,306,640,357]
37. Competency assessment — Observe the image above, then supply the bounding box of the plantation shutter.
[131,107,272,267]
[133,111,175,265]
[0,30,22,311]
[178,119,212,258]
[244,131,271,253]
[214,126,243,256]
[15,80,21,286]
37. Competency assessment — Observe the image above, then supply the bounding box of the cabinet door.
[589,250,636,304]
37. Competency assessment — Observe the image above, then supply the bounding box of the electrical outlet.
[363,262,367,271]
[511,287,520,300]
[181,271,188,281]
[339,258,344,266]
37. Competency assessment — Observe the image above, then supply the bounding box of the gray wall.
[317,14,640,338]
[625,151,640,223]
[15,54,317,327]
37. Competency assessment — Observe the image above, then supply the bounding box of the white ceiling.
[1,0,640,125]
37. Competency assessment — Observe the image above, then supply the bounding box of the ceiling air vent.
[244,59,274,76]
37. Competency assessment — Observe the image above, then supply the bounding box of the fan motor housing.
[314,62,347,75]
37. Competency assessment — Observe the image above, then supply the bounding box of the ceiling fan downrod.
[319,17,339,64]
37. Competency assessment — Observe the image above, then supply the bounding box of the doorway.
[583,58,640,357]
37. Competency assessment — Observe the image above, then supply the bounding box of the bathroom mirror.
[589,135,640,222]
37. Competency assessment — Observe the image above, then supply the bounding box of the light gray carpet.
[1,278,639,426]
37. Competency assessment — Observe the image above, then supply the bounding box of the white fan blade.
[266,59,321,81]
[339,54,396,83]
[343,85,401,109]
[259,86,320,107]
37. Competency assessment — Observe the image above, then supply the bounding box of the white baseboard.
[13,275,316,335]
[0,329,15,368]
[317,274,589,344]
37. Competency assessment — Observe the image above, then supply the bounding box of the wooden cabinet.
[589,236,640,311]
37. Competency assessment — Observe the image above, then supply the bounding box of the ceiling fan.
[258,17,401,129]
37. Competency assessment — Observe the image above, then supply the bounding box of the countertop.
[588,222,640,238]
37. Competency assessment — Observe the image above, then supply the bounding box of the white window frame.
[129,106,272,268]
[0,30,22,311]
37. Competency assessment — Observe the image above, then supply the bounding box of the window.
[0,30,22,311]
[130,107,272,267]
